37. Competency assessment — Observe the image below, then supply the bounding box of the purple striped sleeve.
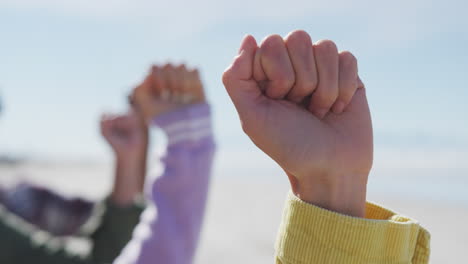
[115,103,215,264]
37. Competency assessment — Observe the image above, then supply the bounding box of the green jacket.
[0,199,144,264]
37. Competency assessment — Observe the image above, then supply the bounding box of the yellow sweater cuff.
[275,192,430,264]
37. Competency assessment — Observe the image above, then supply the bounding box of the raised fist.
[100,111,148,161]
[223,30,373,217]
[130,64,205,122]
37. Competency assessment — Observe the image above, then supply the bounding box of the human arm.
[84,111,151,262]
[0,111,148,263]
[222,31,430,263]
[100,111,148,206]
[115,64,215,264]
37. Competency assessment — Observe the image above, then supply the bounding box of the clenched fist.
[130,64,205,123]
[100,111,148,161]
[223,30,373,217]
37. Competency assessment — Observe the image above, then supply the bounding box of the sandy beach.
[1,161,467,263]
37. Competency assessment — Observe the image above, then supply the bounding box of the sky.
[0,0,467,172]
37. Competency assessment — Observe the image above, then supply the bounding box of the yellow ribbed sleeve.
[275,192,430,264]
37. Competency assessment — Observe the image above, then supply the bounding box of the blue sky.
[0,0,467,170]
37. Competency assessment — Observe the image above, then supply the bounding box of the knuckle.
[339,51,357,67]
[315,86,338,106]
[302,78,318,92]
[163,63,174,70]
[315,39,338,53]
[176,64,187,72]
[281,75,296,88]
[260,34,284,51]
[338,85,357,102]
[272,75,295,95]
[285,30,311,45]
[294,79,317,96]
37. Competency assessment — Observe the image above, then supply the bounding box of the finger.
[133,72,153,106]
[332,51,358,114]
[222,35,260,110]
[172,64,187,103]
[345,76,368,114]
[346,88,370,117]
[253,49,266,89]
[179,65,194,103]
[141,69,154,94]
[162,64,177,101]
[284,30,318,103]
[309,39,339,119]
[177,64,189,93]
[188,69,204,102]
[259,34,295,99]
[150,65,164,98]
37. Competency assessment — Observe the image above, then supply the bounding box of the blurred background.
[0,0,467,263]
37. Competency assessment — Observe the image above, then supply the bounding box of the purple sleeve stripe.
[152,103,213,146]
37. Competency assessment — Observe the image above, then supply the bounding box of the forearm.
[143,103,214,263]
[115,103,215,264]
[111,156,146,206]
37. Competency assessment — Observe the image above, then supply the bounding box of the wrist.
[291,172,368,217]
[115,152,143,166]
[110,190,141,206]
[112,155,146,206]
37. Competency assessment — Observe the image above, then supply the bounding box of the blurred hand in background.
[130,64,205,122]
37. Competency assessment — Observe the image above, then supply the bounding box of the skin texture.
[223,30,373,217]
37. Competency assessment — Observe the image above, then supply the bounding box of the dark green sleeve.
[90,198,145,263]
[0,198,144,264]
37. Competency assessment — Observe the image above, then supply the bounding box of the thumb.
[222,35,262,111]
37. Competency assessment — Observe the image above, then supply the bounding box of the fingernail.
[314,108,328,119]
[332,101,345,114]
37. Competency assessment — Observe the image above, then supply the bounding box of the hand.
[130,64,205,123]
[100,111,148,162]
[101,111,148,205]
[223,30,373,217]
